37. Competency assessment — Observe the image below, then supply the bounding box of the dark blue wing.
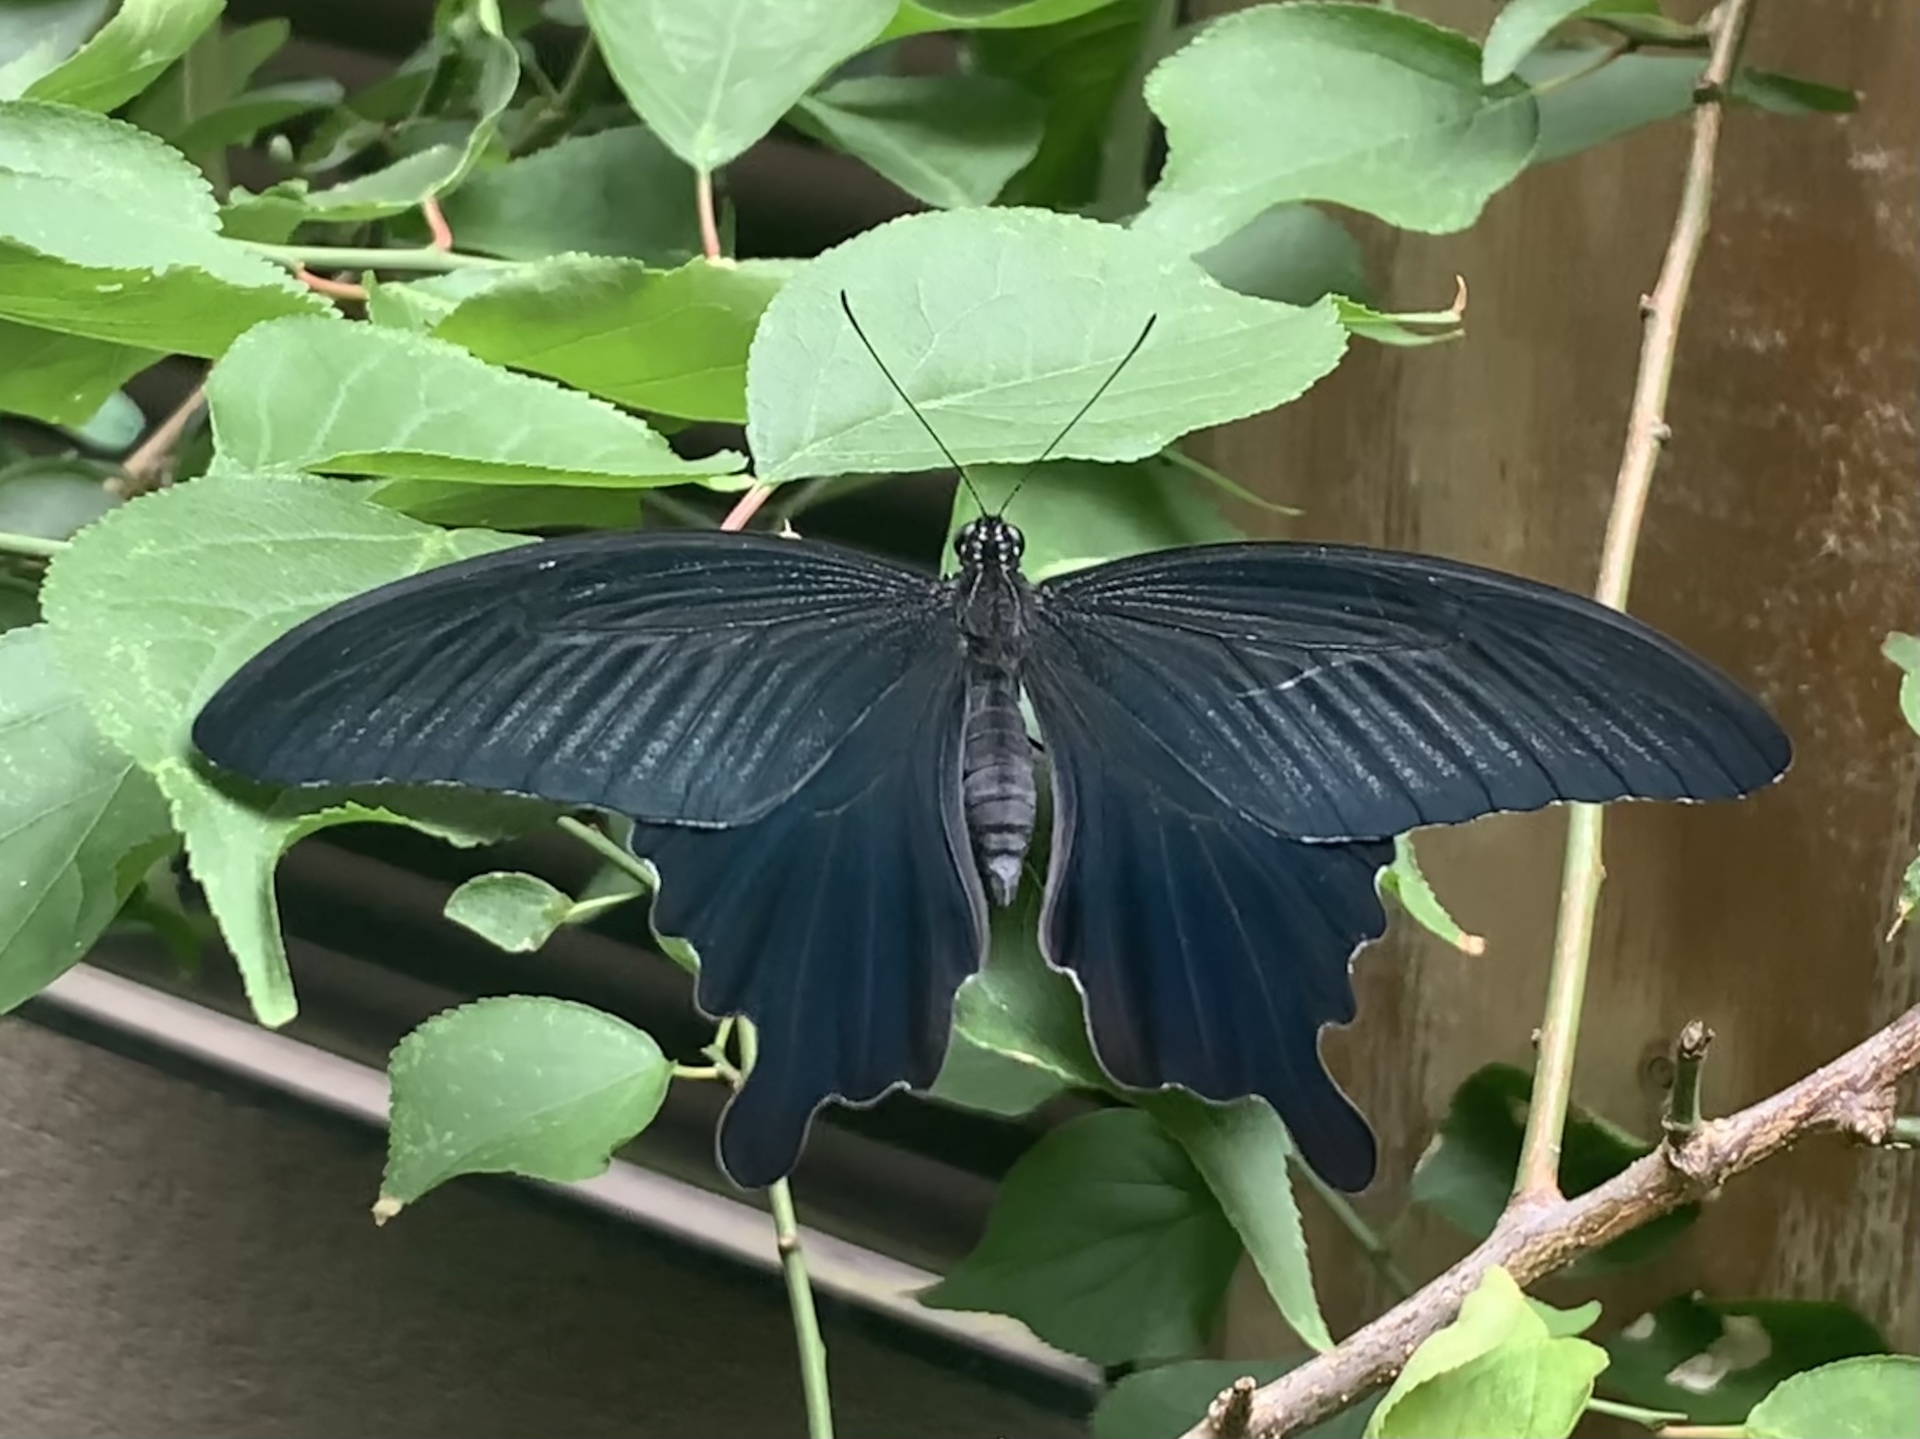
[192,531,950,825]
[1025,662,1391,1191]
[1032,542,1790,841]
[632,650,986,1188]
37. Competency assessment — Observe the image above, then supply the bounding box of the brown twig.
[422,194,454,250]
[696,168,724,262]
[1178,1004,1920,1438]
[115,382,208,497]
[292,263,370,302]
[720,484,775,531]
[1513,0,1757,1205]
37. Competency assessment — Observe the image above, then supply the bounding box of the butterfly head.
[954,514,1025,575]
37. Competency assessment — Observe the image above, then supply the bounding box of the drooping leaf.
[583,0,894,171]
[0,0,110,101]
[923,1108,1241,1364]
[0,320,157,425]
[444,871,575,954]
[1379,834,1484,953]
[1334,292,1466,347]
[1601,1295,1887,1426]
[1482,0,1658,85]
[1366,1267,1608,1439]
[0,101,325,352]
[427,255,787,424]
[1744,1355,1920,1439]
[1197,203,1370,307]
[1136,5,1538,255]
[1142,1091,1331,1352]
[39,472,540,1024]
[0,624,175,1013]
[205,315,744,487]
[378,995,672,1216]
[791,74,1045,210]
[22,0,221,112]
[1410,1062,1698,1272]
[437,126,703,265]
[747,207,1347,482]
[1095,1360,1378,1439]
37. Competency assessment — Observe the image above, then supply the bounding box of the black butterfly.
[192,302,1790,1193]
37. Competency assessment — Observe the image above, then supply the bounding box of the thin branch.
[696,168,724,263]
[245,241,505,273]
[116,382,207,496]
[1513,0,1758,1204]
[293,264,371,302]
[0,530,66,559]
[1663,1020,1715,1143]
[721,484,775,532]
[768,1172,835,1439]
[421,195,453,251]
[1178,1003,1920,1438]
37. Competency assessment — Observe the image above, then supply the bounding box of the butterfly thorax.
[951,515,1037,907]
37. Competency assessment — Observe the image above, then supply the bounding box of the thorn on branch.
[1206,1376,1258,1439]
[1663,1019,1714,1145]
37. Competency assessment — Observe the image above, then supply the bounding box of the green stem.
[1586,1395,1689,1429]
[1662,1020,1714,1142]
[0,531,66,559]
[1888,1115,1920,1147]
[556,816,654,888]
[1292,1159,1416,1297]
[1512,0,1757,1204]
[243,242,507,273]
[1529,37,1634,98]
[1158,445,1303,516]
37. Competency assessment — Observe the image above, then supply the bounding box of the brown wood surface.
[1202,0,1920,1363]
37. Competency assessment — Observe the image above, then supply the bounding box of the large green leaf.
[0,624,174,1013]
[747,207,1346,482]
[378,996,672,1217]
[0,318,157,425]
[0,1,110,101]
[922,1108,1240,1364]
[947,459,1237,583]
[206,315,744,486]
[1136,4,1538,254]
[1095,1360,1376,1439]
[1142,1092,1331,1352]
[0,102,324,353]
[1601,1295,1887,1426]
[1745,1356,1920,1439]
[791,74,1044,209]
[1481,0,1657,85]
[583,0,894,171]
[1366,1267,1607,1439]
[22,0,220,112]
[437,126,702,265]
[1197,203,1370,307]
[1410,1062,1697,1273]
[887,0,1125,40]
[39,472,539,1024]
[427,256,786,424]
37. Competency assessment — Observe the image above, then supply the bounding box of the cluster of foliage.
[0,1,1910,1436]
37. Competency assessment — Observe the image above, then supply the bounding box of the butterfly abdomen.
[961,663,1035,906]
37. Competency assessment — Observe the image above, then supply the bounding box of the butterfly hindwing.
[193,531,953,825]
[1025,656,1392,1191]
[631,649,986,1187]
[1033,542,1791,842]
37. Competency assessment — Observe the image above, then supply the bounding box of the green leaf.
[1143,1092,1331,1352]
[0,320,157,425]
[1197,204,1370,307]
[122,16,292,146]
[1334,292,1466,348]
[748,207,1346,482]
[1136,5,1537,254]
[922,1108,1240,1364]
[1482,0,1657,85]
[428,255,786,424]
[39,471,537,1024]
[1411,1062,1699,1273]
[583,0,894,171]
[206,315,744,487]
[887,0,1125,41]
[378,995,671,1216]
[933,885,1095,1116]
[1094,1359,1377,1439]
[55,387,144,453]
[1530,1295,1603,1339]
[0,102,325,353]
[0,0,110,101]
[1601,1296,1887,1426]
[22,0,221,112]
[1745,1355,1920,1439]
[791,74,1044,210]
[0,457,120,539]
[0,624,174,1013]
[368,478,641,532]
[948,459,1237,584]
[438,126,702,265]
[973,0,1151,211]
[1379,834,1484,954]
[444,871,576,953]
[1367,1267,1607,1439]
[1883,631,1919,737]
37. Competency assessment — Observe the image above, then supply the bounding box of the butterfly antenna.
[839,291,987,515]
[999,313,1158,515]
